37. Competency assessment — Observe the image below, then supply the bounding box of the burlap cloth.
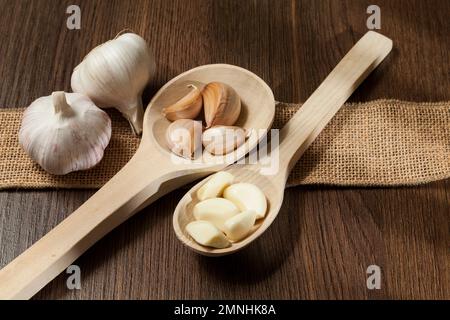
[0,99,448,189]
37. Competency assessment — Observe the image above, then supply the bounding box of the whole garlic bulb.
[19,91,112,175]
[71,32,155,135]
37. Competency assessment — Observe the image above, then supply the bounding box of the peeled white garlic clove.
[202,126,247,155]
[223,210,257,241]
[223,183,267,219]
[197,171,235,201]
[185,220,230,248]
[193,198,239,231]
[71,32,156,135]
[19,91,112,175]
[162,85,203,121]
[166,119,203,159]
[202,82,241,128]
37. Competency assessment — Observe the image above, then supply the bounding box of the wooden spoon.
[173,31,393,256]
[0,65,275,299]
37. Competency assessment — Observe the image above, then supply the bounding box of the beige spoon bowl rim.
[140,64,275,172]
[142,63,275,142]
[172,167,285,256]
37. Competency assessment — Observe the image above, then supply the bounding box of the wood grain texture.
[0,0,448,299]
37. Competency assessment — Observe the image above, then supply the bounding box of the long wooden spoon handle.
[279,31,392,173]
[0,149,202,299]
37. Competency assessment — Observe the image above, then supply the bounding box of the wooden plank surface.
[0,0,448,299]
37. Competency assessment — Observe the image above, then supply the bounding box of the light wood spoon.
[173,31,393,256]
[0,65,275,299]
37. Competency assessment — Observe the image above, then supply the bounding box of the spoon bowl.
[174,165,285,256]
[143,64,275,164]
[173,31,393,256]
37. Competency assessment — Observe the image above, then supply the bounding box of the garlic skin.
[203,126,247,155]
[71,32,155,135]
[202,82,241,128]
[162,85,203,121]
[19,91,112,175]
[166,119,203,159]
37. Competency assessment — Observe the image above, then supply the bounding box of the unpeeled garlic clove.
[166,119,203,159]
[19,91,112,175]
[223,210,257,241]
[197,171,235,201]
[202,82,241,128]
[185,220,230,248]
[223,183,267,219]
[71,32,156,135]
[202,126,247,155]
[193,198,239,231]
[162,85,203,121]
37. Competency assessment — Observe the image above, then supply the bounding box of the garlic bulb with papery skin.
[19,91,112,175]
[71,32,155,135]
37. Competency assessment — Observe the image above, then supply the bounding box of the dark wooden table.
[0,0,448,299]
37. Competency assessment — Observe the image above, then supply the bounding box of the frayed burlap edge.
[0,99,448,190]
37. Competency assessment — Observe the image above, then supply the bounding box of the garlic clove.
[162,85,203,121]
[19,91,112,175]
[197,171,235,201]
[223,210,257,241]
[166,119,203,159]
[71,32,156,135]
[185,220,230,248]
[193,198,239,231]
[202,126,247,155]
[202,82,241,128]
[223,183,267,219]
